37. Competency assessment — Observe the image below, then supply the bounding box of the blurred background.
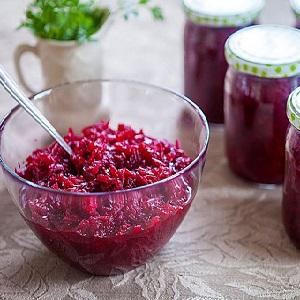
[0,0,294,118]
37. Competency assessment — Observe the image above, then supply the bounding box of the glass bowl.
[0,80,209,276]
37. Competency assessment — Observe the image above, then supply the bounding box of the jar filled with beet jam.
[183,0,265,124]
[224,25,300,185]
[283,87,300,248]
[290,0,300,29]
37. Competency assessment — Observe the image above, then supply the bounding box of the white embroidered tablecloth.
[0,1,299,299]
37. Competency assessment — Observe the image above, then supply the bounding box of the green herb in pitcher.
[19,0,164,43]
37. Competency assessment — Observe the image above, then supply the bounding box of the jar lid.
[288,87,300,130]
[225,25,300,78]
[290,0,300,15]
[183,0,265,27]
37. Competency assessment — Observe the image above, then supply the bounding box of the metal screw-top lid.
[225,25,300,78]
[288,87,300,130]
[183,0,265,27]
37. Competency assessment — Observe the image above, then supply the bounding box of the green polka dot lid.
[225,25,300,78]
[288,87,300,131]
[183,0,265,27]
[290,0,300,16]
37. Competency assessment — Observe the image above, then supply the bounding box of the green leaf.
[139,0,150,4]
[19,0,110,42]
[118,0,164,21]
[19,0,164,41]
[151,6,164,21]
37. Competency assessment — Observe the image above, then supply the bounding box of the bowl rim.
[0,79,209,197]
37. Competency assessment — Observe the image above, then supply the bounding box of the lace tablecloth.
[0,0,299,299]
[1,128,300,300]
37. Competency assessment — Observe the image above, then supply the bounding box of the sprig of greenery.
[118,0,164,21]
[19,0,164,42]
[19,0,110,42]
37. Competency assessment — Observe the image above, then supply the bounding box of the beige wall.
[0,0,296,117]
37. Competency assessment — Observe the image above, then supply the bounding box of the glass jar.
[290,0,300,29]
[183,0,265,124]
[224,25,300,185]
[283,87,300,248]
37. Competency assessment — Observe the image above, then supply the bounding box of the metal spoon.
[0,66,73,156]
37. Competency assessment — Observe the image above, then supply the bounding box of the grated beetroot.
[18,121,192,192]
[17,121,195,275]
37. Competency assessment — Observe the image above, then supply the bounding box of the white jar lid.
[288,87,300,130]
[225,25,300,78]
[183,0,265,27]
[290,0,300,15]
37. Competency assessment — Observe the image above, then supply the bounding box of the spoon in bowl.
[0,66,73,156]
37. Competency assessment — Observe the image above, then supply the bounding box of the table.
[0,1,299,299]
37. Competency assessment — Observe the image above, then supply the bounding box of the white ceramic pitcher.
[14,37,103,94]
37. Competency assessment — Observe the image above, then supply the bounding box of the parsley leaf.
[19,0,110,42]
[20,0,164,42]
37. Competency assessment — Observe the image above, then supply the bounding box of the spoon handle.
[0,67,73,156]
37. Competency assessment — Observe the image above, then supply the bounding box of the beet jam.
[282,87,300,248]
[183,0,265,124]
[225,69,298,184]
[283,126,300,248]
[184,21,241,124]
[17,122,194,275]
[224,25,300,185]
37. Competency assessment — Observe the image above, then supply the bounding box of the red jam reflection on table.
[282,87,300,248]
[183,0,265,124]
[17,122,195,275]
[224,25,300,185]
